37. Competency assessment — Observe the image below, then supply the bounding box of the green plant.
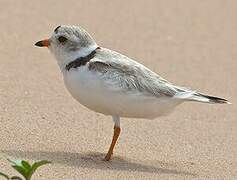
[0,159,51,180]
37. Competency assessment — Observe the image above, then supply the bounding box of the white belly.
[63,66,182,119]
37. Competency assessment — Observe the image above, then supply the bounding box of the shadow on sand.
[1,150,195,176]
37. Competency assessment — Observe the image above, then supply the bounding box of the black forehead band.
[54,25,61,33]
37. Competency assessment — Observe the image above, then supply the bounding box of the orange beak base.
[35,39,50,47]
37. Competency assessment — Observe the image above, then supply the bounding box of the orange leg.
[104,125,121,161]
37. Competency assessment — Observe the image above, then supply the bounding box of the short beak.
[35,39,50,47]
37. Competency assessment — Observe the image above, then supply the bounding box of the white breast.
[63,65,182,119]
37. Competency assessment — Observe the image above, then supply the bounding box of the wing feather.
[88,48,178,97]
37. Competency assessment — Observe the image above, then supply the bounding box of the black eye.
[58,36,67,43]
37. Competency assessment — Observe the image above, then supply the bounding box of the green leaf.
[21,161,31,171]
[12,166,27,179]
[0,171,10,179]
[6,159,51,180]
[10,176,23,180]
[31,160,51,171]
[7,159,30,178]
[21,161,31,176]
[7,159,23,167]
[28,160,51,179]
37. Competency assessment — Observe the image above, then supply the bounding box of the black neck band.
[65,47,100,71]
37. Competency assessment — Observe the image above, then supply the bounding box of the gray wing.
[88,48,178,97]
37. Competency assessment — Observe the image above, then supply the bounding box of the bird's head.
[35,25,98,68]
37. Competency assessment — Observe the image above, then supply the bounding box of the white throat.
[53,44,98,72]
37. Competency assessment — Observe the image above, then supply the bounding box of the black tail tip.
[203,95,231,104]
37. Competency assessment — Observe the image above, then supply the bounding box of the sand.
[0,0,236,179]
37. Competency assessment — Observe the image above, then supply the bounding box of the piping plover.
[35,25,229,161]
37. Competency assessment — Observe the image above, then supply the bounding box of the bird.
[35,25,230,161]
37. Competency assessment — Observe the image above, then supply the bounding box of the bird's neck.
[56,44,98,72]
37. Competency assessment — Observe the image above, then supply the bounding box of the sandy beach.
[0,0,236,179]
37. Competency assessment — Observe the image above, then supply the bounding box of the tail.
[196,93,230,104]
[175,91,230,104]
